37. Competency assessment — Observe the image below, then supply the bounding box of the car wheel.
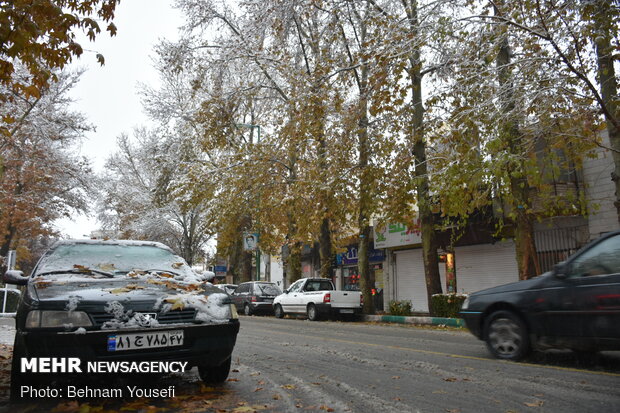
[198,356,232,384]
[244,303,252,316]
[307,304,319,321]
[484,310,530,361]
[274,304,284,319]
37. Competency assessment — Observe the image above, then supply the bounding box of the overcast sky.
[55,0,184,238]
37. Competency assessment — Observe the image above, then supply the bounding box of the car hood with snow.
[6,239,240,400]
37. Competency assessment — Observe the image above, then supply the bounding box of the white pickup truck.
[273,278,363,321]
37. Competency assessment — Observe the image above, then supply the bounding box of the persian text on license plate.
[107,330,184,352]
[339,309,354,314]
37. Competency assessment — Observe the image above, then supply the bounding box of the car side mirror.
[284,289,289,294]
[553,262,568,279]
[3,270,28,285]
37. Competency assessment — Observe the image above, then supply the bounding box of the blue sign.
[339,246,385,266]
[214,265,227,273]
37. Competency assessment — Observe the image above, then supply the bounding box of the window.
[305,280,333,291]
[37,243,192,277]
[256,283,281,296]
[288,280,304,293]
[569,234,620,277]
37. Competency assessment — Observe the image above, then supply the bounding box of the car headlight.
[230,304,239,320]
[461,296,470,310]
[26,310,93,328]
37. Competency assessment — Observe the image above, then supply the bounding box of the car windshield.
[35,243,193,278]
[256,283,282,296]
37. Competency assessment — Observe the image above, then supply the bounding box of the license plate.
[340,309,354,314]
[107,330,184,352]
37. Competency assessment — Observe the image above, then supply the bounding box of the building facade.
[379,132,620,314]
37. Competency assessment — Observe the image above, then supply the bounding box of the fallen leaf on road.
[272,394,281,400]
[392,376,400,380]
[254,387,263,392]
[52,401,82,412]
[444,377,458,382]
[227,378,239,382]
[109,287,131,294]
[232,407,260,413]
[446,409,461,413]
[281,384,296,389]
[320,406,335,412]
[524,400,544,407]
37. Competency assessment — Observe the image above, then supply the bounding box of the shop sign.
[339,246,385,266]
[373,222,422,249]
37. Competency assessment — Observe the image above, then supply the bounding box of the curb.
[361,314,464,327]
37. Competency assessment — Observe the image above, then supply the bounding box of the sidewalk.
[361,314,464,328]
[0,317,15,345]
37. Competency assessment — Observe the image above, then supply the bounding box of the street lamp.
[236,123,262,281]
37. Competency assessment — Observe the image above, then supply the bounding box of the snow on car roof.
[53,239,175,252]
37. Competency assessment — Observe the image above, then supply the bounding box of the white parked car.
[273,278,362,321]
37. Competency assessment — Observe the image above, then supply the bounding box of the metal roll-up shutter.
[395,249,429,312]
[455,241,518,294]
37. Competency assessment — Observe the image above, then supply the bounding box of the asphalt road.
[2,316,619,412]
[227,315,620,413]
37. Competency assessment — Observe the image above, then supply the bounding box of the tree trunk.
[495,1,540,280]
[357,43,375,314]
[318,217,332,278]
[314,100,333,279]
[405,0,442,314]
[286,241,302,284]
[357,115,375,314]
[0,225,15,275]
[284,115,302,286]
[592,0,620,224]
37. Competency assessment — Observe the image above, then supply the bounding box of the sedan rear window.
[256,283,282,296]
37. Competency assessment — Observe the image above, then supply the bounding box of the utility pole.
[236,123,261,280]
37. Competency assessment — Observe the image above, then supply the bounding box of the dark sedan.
[4,239,240,401]
[461,230,620,361]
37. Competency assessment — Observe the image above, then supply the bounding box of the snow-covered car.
[4,239,240,400]
[216,284,238,295]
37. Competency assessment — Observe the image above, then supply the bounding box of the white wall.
[269,255,285,289]
[583,131,620,239]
